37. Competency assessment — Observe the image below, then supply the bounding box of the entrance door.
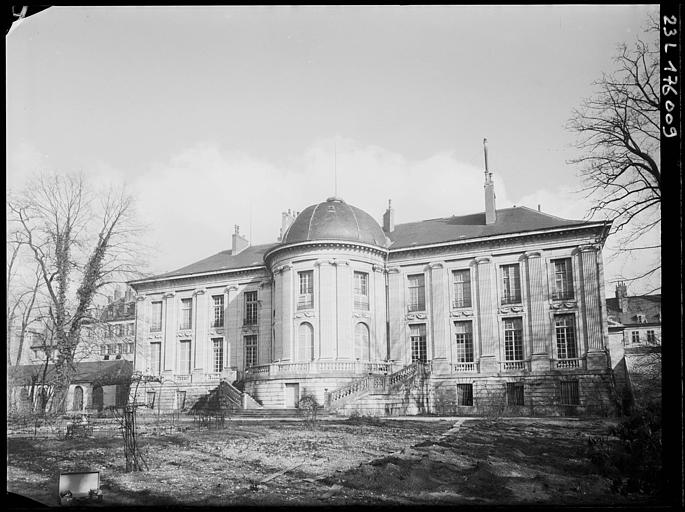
[284,383,300,408]
[73,386,84,411]
[410,324,427,363]
[92,386,104,412]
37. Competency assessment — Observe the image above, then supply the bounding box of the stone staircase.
[326,362,431,416]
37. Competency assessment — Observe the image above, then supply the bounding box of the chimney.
[232,224,250,255]
[278,209,297,242]
[382,199,395,233]
[483,138,496,225]
[615,282,628,313]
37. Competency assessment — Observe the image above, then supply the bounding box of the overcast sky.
[6,5,660,294]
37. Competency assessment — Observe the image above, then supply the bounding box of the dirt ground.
[6,416,661,507]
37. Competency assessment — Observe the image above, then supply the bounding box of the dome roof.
[282,197,388,248]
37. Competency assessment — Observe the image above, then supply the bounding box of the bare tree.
[7,172,144,413]
[567,16,660,291]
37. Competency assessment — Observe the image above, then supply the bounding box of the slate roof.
[282,197,389,248]
[606,294,662,327]
[8,359,133,386]
[135,243,277,282]
[388,206,595,249]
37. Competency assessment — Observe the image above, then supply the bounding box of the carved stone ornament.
[405,314,415,320]
[386,266,401,274]
[524,250,543,259]
[451,310,474,317]
[258,280,270,289]
[428,261,445,270]
[193,288,206,296]
[510,306,523,313]
[577,244,599,253]
[136,295,147,302]
[353,312,371,318]
[177,330,193,338]
[225,285,239,293]
[148,333,163,340]
[416,313,427,319]
[499,307,510,314]
[210,328,224,335]
[163,292,175,299]
[475,256,492,265]
[550,301,577,310]
[294,311,315,318]
[333,259,350,266]
[372,264,385,273]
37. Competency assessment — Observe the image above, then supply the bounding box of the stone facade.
[129,186,616,416]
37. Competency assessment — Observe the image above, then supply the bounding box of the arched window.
[355,323,370,361]
[73,386,84,411]
[297,322,314,362]
[92,385,104,412]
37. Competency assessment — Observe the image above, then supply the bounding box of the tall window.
[452,269,472,308]
[178,340,191,374]
[353,272,369,310]
[244,291,258,325]
[501,264,521,304]
[298,271,314,310]
[454,321,474,363]
[125,323,134,336]
[631,331,640,344]
[180,299,192,329]
[150,301,163,332]
[244,335,258,368]
[504,318,524,361]
[149,342,161,375]
[552,258,574,300]
[354,323,370,361]
[555,314,577,359]
[410,324,427,363]
[212,338,224,373]
[297,323,314,362]
[407,274,426,312]
[115,324,123,337]
[212,295,224,328]
[647,330,656,344]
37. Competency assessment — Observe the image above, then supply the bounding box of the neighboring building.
[129,155,618,416]
[7,287,136,414]
[606,284,661,409]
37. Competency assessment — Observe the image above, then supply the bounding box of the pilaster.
[579,245,607,369]
[134,295,147,373]
[226,285,239,368]
[280,265,293,361]
[372,264,386,361]
[475,257,498,373]
[193,289,207,372]
[316,259,336,359]
[162,292,175,372]
[335,259,353,359]
[386,266,404,363]
[525,251,550,371]
[429,261,449,361]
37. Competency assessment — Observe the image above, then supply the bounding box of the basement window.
[456,384,473,406]
[560,381,580,405]
[506,382,524,406]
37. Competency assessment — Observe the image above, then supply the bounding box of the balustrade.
[451,362,478,372]
[553,358,585,370]
[500,361,530,371]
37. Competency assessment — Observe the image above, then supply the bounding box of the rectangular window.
[647,330,656,344]
[116,343,123,354]
[506,382,524,406]
[454,321,474,363]
[116,324,123,337]
[106,325,112,338]
[501,264,521,304]
[407,274,426,312]
[150,301,163,332]
[126,343,134,354]
[452,269,472,308]
[560,381,580,405]
[504,318,524,361]
[410,324,427,363]
[178,340,191,374]
[555,314,578,360]
[149,342,161,375]
[146,391,156,409]
[180,299,192,330]
[298,271,314,310]
[631,331,640,344]
[100,345,107,356]
[125,323,134,336]
[552,258,574,300]
[456,383,474,406]
[176,390,186,410]
[353,271,370,310]
[244,335,258,368]
[212,295,224,328]
[212,338,224,373]
[244,291,258,325]
[107,344,116,355]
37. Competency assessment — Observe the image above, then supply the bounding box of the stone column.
[192,289,207,375]
[336,259,354,359]
[226,285,239,368]
[429,261,450,373]
[525,251,550,371]
[134,295,147,373]
[258,280,271,365]
[579,245,607,369]
[372,264,386,362]
[387,267,404,363]
[162,292,176,372]
[475,257,498,373]
[317,260,336,359]
[272,270,284,361]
